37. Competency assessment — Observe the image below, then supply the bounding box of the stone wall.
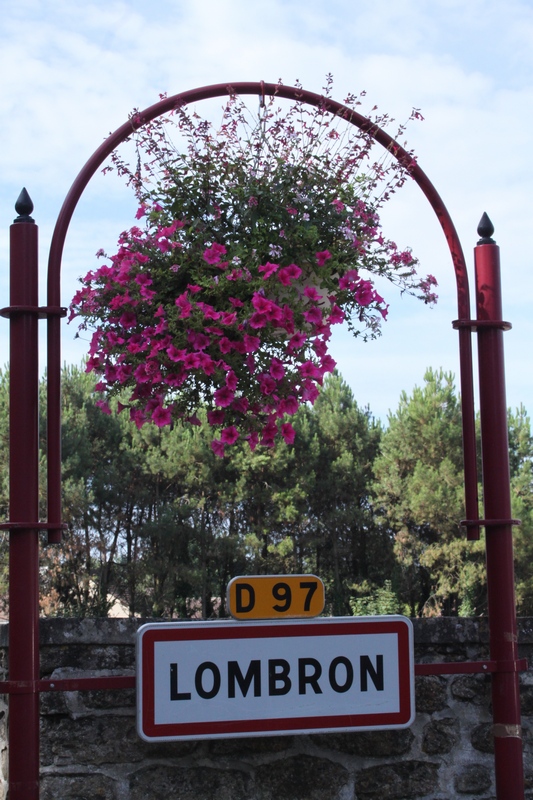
[0,617,532,799]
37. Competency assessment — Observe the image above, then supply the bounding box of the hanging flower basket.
[69,80,437,456]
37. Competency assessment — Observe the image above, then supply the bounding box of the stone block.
[40,773,119,799]
[40,644,134,674]
[209,735,293,756]
[521,684,533,716]
[422,717,459,754]
[129,764,251,800]
[415,676,448,713]
[451,674,491,705]
[311,729,414,757]
[253,754,349,800]
[454,763,492,794]
[40,716,145,766]
[355,760,439,798]
[80,687,135,710]
[471,723,494,754]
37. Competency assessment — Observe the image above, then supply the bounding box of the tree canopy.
[0,364,530,619]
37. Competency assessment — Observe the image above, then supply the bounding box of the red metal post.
[8,191,41,799]
[474,214,524,800]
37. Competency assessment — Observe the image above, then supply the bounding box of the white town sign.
[136,616,414,741]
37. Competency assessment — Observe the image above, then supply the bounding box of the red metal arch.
[45,81,479,543]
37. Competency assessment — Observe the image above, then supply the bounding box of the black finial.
[477,212,495,244]
[14,188,35,223]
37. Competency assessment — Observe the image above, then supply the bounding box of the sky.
[1,0,532,422]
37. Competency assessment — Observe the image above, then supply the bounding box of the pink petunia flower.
[196,302,221,321]
[135,272,152,287]
[119,311,137,329]
[287,332,307,353]
[130,408,146,429]
[203,243,227,264]
[220,311,237,326]
[303,307,323,326]
[117,364,132,383]
[232,397,249,414]
[182,353,202,369]
[167,345,187,362]
[338,269,359,289]
[277,395,299,416]
[304,286,323,302]
[355,281,375,306]
[281,423,296,444]
[261,418,278,447]
[252,294,274,313]
[301,381,320,404]
[269,358,285,381]
[211,439,226,458]
[175,292,192,318]
[320,354,337,374]
[277,264,302,287]
[188,331,210,350]
[247,431,259,452]
[258,374,277,395]
[316,250,332,266]
[248,312,268,329]
[218,337,233,354]
[207,409,226,426]
[299,361,323,380]
[258,262,280,279]
[134,364,151,384]
[220,426,240,445]
[152,405,173,428]
[96,399,111,415]
[226,370,238,391]
[328,305,345,325]
[197,353,215,375]
[243,334,261,353]
[214,386,235,407]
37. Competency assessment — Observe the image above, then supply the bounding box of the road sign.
[136,616,414,741]
[227,575,325,619]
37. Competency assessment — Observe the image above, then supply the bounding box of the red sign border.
[137,617,414,741]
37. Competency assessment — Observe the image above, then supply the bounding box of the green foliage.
[34,367,385,618]
[350,580,403,616]
[508,405,533,614]
[372,368,486,616]
[1,362,530,621]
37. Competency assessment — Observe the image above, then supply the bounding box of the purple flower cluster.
[73,85,437,455]
[70,211,395,456]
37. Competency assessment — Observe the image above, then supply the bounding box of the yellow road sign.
[227,575,325,620]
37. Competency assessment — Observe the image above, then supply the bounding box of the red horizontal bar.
[39,676,136,692]
[0,676,135,694]
[460,518,521,529]
[452,319,512,331]
[0,305,67,319]
[415,661,494,675]
[415,659,529,676]
[0,522,68,531]
[0,661,527,694]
